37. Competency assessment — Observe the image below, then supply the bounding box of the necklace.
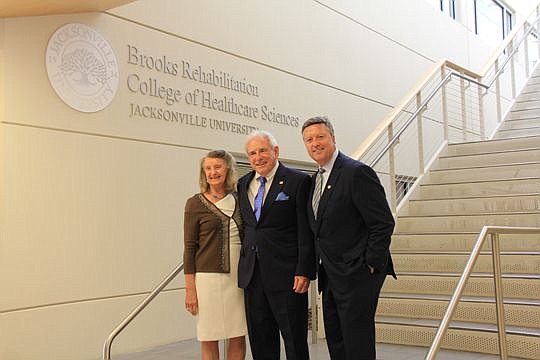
[208,192,225,200]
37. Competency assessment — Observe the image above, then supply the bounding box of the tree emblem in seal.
[46,23,119,113]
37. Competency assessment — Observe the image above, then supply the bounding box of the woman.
[183,150,247,360]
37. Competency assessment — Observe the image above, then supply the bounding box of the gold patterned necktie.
[312,168,325,219]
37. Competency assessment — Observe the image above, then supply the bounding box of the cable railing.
[424,226,540,360]
[353,5,540,214]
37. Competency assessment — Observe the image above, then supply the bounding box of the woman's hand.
[184,274,198,315]
[185,287,198,315]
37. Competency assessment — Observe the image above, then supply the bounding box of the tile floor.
[113,336,520,360]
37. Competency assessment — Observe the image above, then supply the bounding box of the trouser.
[244,262,310,360]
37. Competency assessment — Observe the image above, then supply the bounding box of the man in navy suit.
[301,117,396,360]
[237,130,316,360]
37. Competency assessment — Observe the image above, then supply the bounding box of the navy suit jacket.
[238,163,316,291]
[308,152,395,293]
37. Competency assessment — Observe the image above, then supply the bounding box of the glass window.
[504,10,513,36]
[430,0,456,19]
[441,0,456,19]
[474,0,514,46]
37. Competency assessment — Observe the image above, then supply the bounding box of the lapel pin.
[279,181,284,185]
[327,185,331,189]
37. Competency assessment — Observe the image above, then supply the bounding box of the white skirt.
[195,195,247,341]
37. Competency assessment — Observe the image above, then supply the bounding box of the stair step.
[501,118,540,130]
[435,148,540,169]
[416,178,540,198]
[395,212,540,232]
[427,162,540,183]
[522,83,540,93]
[392,253,540,274]
[396,272,538,279]
[528,76,540,85]
[381,275,540,299]
[516,90,540,100]
[507,109,540,121]
[376,316,540,336]
[495,127,540,138]
[528,69,540,78]
[380,82,540,359]
[512,100,540,110]
[531,67,540,75]
[391,233,540,252]
[375,323,540,359]
[406,194,540,215]
[445,135,540,156]
[381,292,540,305]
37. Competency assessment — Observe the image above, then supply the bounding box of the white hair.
[245,130,278,152]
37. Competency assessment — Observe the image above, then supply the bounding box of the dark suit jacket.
[309,152,395,293]
[238,163,316,291]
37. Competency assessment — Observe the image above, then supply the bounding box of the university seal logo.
[46,23,119,113]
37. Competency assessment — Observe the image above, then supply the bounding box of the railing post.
[537,6,540,59]
[491,232,508,360]
[510,41,516,99]
[416,93,425,174]
[388,123,397,212]
[478,83,485,140]
[460,74,468,141]
[524,23,530,78]
[441,67,449,141]
[224,340,229,360]
[495,59,502,123]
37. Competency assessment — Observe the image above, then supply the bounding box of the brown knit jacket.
[183,193,243,274]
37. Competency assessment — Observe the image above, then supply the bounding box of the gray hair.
[199,150,238,194]
[301,116,335,137]
[245,130,279,152]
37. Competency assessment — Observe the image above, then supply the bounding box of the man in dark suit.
[238,130,316,360]
[301,117,396,360]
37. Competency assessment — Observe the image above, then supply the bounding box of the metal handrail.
[372,10,540,169]
[350,6,540,214]
[425,226,540,360]
[369,70,484,168]
[484,15,540,88]
[103,262,184,360]
[355,7,540,166]
[103,262,320,359]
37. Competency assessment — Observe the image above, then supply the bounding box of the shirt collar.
[320,149,339,173]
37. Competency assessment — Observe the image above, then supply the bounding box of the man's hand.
[293,275,310,293]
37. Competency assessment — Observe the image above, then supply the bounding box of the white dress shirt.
[248,161,279,209]
[318,149,339,191]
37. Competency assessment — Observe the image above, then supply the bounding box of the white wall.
[0,1,531,359]
[107,0,511,153]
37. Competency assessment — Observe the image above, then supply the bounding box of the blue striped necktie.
[312,168,325,219]
[254,176,266,221]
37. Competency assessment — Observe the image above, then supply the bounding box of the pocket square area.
[275,192,290,201]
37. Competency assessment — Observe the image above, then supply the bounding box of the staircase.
[375,69,540,359]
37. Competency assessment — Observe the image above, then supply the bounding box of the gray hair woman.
[183,150,247,360]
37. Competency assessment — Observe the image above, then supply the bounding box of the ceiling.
[0,0,137,18]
